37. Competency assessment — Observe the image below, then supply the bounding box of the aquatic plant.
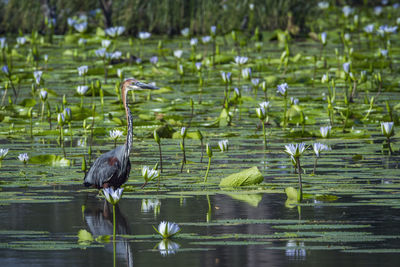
[381,122,394,154]
[312,143,330,174]
[18,153,29,164]
[218,140,229,152]
[0,148,9,167]
[256,101,269,149]
[141,165,160,187]
[109,129,123,148]
[204,143,213,183]
[284,143,307,201]
[154,130,163,173]
[320,126,332,138]
[154,221,181,239]
[103,187,124,205]
[180,127,187,173]
[158,239,180,256]
[277,83,288,128]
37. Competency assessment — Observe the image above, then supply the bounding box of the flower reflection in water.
[141,199,161,216]
[84,200,133,267]
[285,240,306,260]
[158,239,180,256]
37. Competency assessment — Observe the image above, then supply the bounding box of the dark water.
[1,187,400,267]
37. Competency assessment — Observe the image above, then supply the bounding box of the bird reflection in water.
[84,200,133,267]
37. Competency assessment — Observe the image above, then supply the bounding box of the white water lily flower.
[318,1,329,9]
[138,32,151,40]
[342,6,354,17]
[277,83,288,96]
[190,38,198,46]
[321,73,329,83]
[101,39,111,48]
[150,56,158,65]
[201,36,211,43]
[380,49,388,57]
[0,148,9,160]
[259,101,270,110]
[320,126,331,138]
[374,6,383,16]
[210,25,217,36]
[18,153,29,163]
[95,48,106,58]
[77,85,89,95]
[181,27,189,37]
[158,239,180,256]
[33,71,43,85]
[290,97,299,105]
[195,62,202,71]
[78,38,87,46]
[312,143,330,157]
[108,51,122,59]
[142,166,160,182]
[155,221,181,239]
[105,26,125,37]
[0,38,6,49]
[109,129,123,140]
[40,89,48,101]
[364,24,375,34]
[234,56,248,65]
[74,21,87,33]
[284,143,307,158]
[320,32,327,45]
[67,18,76,27]
[218,139,229,152]
[44,54,49,63]
[343,62,350,74]
[77,65,88,76]
[241,67,251,80]
[103,187,124,205]
[173,50,183,59]
[381,122,394,138]
[251,78,260,87]
[221,72,232,84]
[117,69,123,79]
[16,37,26,46]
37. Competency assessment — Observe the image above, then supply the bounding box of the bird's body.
[84,78,158,189]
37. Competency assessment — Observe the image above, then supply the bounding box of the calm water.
[1,188,400,266]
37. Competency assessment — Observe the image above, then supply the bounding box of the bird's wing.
[85,155,121,187]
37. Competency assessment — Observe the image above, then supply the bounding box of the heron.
[84,78,159,189]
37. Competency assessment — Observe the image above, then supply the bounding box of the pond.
[1,6,400,266]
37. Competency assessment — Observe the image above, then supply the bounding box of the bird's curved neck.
[122,86,133,158]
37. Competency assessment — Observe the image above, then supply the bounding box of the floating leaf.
[219,167,264,187]
[78,230,94,245]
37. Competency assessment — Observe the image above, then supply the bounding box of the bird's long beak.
[135,81,159,90]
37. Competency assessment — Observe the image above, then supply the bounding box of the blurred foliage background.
[0,0,321,35]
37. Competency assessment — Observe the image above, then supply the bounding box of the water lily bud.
[206,143,213,158]
[321,73,329,83]
[381,122,394,138]
[40,89,48,101]
[256,107,266,120]
[231,30,237,42]
[63,94,67,106]
[158,40,163,49]
[261,81,267,92]
[180,141,184,151]
[28,107,33,118]
[196,129,203,140]
[57,113,65,126]
[154,130,160,144]
[64,107,72,121]
[180,127,187,138]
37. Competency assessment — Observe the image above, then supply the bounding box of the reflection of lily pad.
[29,155,70,167]
[225,193,263,207]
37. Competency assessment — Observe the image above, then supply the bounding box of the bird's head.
[123,78,159,91]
